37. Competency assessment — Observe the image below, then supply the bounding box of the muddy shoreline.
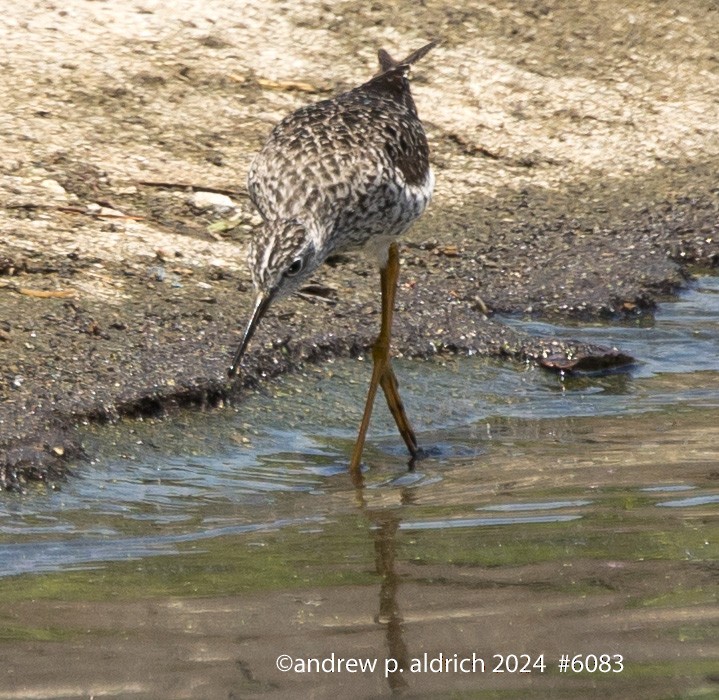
[1,1,718,489]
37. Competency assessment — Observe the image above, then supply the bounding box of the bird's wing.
[247,168,271,222]
[377,40,437,74]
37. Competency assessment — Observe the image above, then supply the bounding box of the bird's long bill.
[227,292,273,377]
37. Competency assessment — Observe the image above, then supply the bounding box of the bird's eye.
[285,258,304,277]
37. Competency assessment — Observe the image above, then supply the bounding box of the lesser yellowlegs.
[229,41,436,480]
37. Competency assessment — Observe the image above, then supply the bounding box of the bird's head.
[228,219,321,377]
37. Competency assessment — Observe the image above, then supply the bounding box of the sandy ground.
[1,0,718,487]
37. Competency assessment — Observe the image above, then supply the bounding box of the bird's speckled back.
[229,42,436,379]
[247,44,435,263]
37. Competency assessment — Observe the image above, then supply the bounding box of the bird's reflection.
[371,511,408,692]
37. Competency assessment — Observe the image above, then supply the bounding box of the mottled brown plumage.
[228,41,437,478]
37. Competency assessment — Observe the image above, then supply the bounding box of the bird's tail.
[377,40,437,74]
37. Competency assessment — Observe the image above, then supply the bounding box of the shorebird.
[228,41,436,480]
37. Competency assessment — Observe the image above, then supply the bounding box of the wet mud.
[1,0,718,488]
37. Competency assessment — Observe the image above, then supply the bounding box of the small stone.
[189,191,236,211]
[99,206,124,217]
[39,179,67,198]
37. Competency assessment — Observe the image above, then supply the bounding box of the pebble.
[99,206,124,217]
[39,179,67,198]
[189,191,236,211]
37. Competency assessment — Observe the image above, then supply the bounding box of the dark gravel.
[2,159,717,490]
[2,0,718,489]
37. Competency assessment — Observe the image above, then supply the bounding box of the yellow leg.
[379,364,418,455]
[348,243,419,481]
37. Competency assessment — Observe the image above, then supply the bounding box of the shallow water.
[0,277,718,698]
